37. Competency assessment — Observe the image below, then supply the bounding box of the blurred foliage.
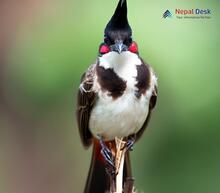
[0,0,220,193]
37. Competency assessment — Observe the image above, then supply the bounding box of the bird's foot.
[121,135,136,152]
[98,137,116,173]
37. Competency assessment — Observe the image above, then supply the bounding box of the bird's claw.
[99,137,116,171]
[101,148,115,169]
[121,135,136,152]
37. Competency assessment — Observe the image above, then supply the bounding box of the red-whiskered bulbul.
[76,0,157,192]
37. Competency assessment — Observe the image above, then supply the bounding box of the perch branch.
[109,137,137,193]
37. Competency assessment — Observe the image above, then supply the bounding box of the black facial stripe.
[96,64,127,99]
[135,63,151,98]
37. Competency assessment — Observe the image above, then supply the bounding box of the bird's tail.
[84,140,132,193]
[84,140,109,193]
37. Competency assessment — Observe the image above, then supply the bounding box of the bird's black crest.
[104,0,132,42]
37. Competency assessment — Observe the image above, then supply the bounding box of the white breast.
[89,91,150,140]
[89,52,157,140]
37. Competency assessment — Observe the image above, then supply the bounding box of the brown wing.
[136,85,158,141]
[76,64,97,148]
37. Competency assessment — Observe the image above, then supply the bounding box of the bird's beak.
[111,41,128,54]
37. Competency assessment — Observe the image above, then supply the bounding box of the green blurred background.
[0,0,219,193]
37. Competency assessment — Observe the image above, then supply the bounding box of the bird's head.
[99,0,138,56]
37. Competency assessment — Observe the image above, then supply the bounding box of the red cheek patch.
[129,42,138,53]
[100,45,110,54]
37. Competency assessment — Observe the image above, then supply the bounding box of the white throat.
[99,51,142,69]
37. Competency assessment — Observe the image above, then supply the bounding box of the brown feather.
[76,64,97,147]
[96,64,127,99]
[135,61,151,99]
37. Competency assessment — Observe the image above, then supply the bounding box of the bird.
[76,0,158,193]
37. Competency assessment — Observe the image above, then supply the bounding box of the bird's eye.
[99,44,110,54]
[128,41,138,53]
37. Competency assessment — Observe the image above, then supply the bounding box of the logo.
[163,10,172,18]
[175,9,211,15]
[162,8,212,19]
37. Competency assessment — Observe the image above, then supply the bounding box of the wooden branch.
[109,137,138,193]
